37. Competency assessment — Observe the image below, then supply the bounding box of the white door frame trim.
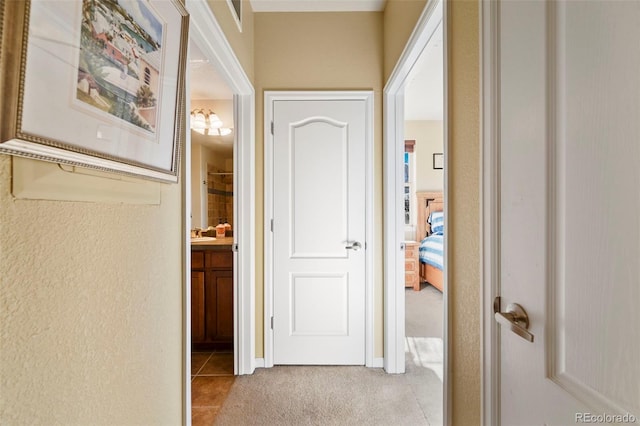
[480,0,500,424]
[263,90,375,368]
[382,0,449,417]
[183,1,256,424]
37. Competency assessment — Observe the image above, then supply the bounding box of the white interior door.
[493,1,640,424]
[271,96,369,365]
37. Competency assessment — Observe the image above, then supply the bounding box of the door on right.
[492,0,639,424]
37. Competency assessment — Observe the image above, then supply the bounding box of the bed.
[416,191,444,292]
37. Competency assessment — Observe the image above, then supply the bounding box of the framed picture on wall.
[0,0,189,182]
[433,153,444,170]
[227,0,242,31]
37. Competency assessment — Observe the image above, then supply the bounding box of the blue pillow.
[429,211,444,235]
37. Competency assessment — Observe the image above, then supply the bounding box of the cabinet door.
[191,271,205,343]
[205,269,233,341]
[215,270,234,339]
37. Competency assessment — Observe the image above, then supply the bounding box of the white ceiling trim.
[250,0,386,13]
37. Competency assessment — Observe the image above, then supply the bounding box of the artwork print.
[77,0,164,133]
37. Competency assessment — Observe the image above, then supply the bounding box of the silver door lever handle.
[494,300,534,343]
[345,241,362,251]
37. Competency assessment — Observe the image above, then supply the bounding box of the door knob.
[345,241,362,251]
[494,297,534,342]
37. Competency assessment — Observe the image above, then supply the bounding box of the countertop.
[191,237,234,249]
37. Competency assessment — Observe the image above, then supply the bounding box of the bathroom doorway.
[184,1,255,424]
[188,37,236,421]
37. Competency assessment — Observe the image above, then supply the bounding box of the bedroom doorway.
[383,0,446,422]
[402,11,445,426]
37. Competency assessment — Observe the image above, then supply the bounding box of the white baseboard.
[254,358,383,369]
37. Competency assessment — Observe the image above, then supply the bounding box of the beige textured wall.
[383,0,428,81]
[206,0,255,82]
[447,0,480,424]
[0,157,183,424]
[254,12,384,358]
[405,120,444,191]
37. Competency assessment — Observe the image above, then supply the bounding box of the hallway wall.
[0,157,183,424]
[383,0,428,81]
[205,0,255,82]
[254,11,385,357]
[405,120,445,192]
[447,1,481,424]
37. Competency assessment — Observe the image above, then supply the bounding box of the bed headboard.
[416,191,443,241]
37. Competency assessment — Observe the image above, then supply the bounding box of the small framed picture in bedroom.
[433,153,444,170]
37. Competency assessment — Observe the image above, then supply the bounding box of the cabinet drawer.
[192,251,205,269]
[405,270,419,288]
[405,258,418,272]
[405,242,419,258]
[206,251,233,268]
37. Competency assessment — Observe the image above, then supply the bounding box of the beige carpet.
[214,285,443,426]
[406,284,443,339]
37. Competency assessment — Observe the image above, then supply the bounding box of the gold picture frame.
[0,0,189,182]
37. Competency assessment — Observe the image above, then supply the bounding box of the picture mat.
[19,0,183,171]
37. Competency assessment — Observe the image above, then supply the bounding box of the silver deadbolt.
[345,241,362,251]
[494,297,535,342]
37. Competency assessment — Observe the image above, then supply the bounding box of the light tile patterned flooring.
[191,352,235,425]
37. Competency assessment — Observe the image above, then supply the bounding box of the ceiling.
[189,40,235,154]
[404,21,443,121]
[189,41,233,101]
[250,0,386,12]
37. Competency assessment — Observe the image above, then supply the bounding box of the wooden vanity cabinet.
[191,249,233,350]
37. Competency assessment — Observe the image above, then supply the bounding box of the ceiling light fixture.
[190,108,233,136]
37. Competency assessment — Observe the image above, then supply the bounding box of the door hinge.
[270,219,274,232]
[233,243,239,252]
[270,316,274,329]
[270,121,274,135]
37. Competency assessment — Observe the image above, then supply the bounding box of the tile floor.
[191,352,235,425]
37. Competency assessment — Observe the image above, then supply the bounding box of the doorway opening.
[402,16,444,426]
[188,37,236,420]
[183,1,255,424]
[383,0,447,423]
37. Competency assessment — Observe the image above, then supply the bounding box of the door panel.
[291,274,348,336]
[273,98,367,365]
[290,119,348,258]
[216,272,234,338]
[497,1,640,423]
[550,1,640,413]
[191,271,205,343]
